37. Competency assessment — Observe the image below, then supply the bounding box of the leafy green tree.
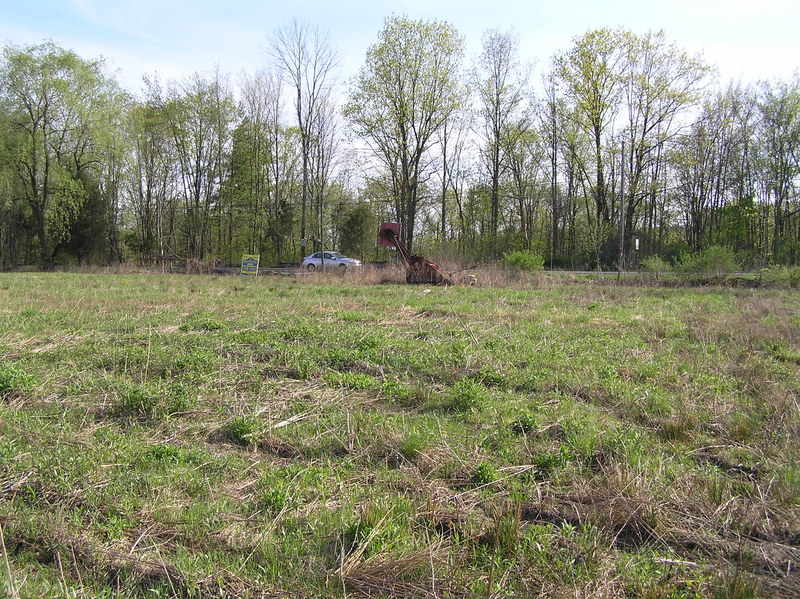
[344,15,464,251]
[556,28,625,226]
[672,86,757,253]
[474,28,530,255]
[334,202,376,260]
[620,30,710,255]
[757,77,800,262]
[126,78,179,266]
[0,42,124,266]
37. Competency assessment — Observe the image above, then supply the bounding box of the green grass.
[0,272,798,598]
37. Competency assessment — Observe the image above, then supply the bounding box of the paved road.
[212,265,646,278]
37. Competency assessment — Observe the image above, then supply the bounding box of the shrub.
[640,255,672,279]
[757,265,800,289]
[501,250,544,272]
[790,267,800,289]
[678,245,739,277]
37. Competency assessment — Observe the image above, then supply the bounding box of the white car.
[301,251,362,271]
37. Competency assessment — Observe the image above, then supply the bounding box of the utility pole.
[617,140,625,282]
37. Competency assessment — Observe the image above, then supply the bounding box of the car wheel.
[338,264,347,271]
[307,264,315,271]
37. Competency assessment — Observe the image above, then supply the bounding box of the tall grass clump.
[0,362,34,399]
[446,378,488,412]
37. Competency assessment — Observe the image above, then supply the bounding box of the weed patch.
[0,361,34,399]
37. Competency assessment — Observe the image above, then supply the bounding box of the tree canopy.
[0,27,799,270]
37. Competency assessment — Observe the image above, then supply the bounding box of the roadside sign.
[241,254,260,275]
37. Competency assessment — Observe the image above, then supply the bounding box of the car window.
[311,252,320,258]
[323,252,334,259]
[331,252,346,259]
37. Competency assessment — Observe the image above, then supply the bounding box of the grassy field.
[0,271,798,598]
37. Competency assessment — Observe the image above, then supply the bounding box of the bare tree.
[269,19,338,257]
[621,30,710,252]
[127,75,178,266]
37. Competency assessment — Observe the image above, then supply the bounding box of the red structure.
[378,223,452,286]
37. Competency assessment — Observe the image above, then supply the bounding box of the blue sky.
[1,0,797,93]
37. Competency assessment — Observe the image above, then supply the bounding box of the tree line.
[1,17,798,270]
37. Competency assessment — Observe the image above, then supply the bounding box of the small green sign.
[241,254,260,275]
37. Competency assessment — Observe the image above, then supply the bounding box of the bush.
[678,245,739,278]
[758,266,800,288]
[500,250,544,272]
[640,255,672,279]
[791,267,800,289]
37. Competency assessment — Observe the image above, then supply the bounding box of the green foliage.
[471,461,498,485]
[468,365,508,388]
[447,378,488,412]
[1,41,126,266]
[532,450,569,477]
[258,483,297,514]
[640,255,672,278]
[757,265,800,289]
[179,316,224,332]
[340,499,407,558]
[0,362,34,398]
[1,273,799,597]
[678,245,739,277]
[323,370,378,390]
[113,380,193,416]
[343,15,464,249]
[166,382,195,412]
[510,412,539,435]
[223,415,260,446]
[398,431,429,461]
[139,444,203,467]
[334,202,377,260]
[501,250,545,271]
[117,383,160,415]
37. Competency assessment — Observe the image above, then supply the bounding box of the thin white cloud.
[3,0,798,93]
